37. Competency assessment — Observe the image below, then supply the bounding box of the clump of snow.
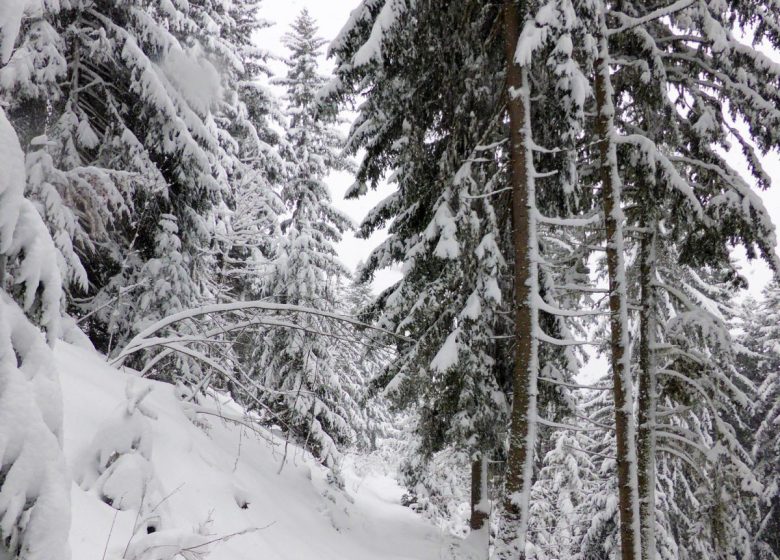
[430,329,461,373]
[77,381,157,511]
[0,108,63,338]
[0,295,71,559]
[351,0,407,66]
[0,0,26,63]
[160,45,223,116]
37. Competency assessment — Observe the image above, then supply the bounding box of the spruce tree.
[739,284,780,559]
[0,0,289,373]
[455,0,780,550]
[329,1,514,545]
[527,428,598,560]
[328,2,593,555]
[0,11,70,549]
[252,10,355,467]
[545,1,780,557]
[205,0,286,305]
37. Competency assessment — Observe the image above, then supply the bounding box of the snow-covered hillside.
[57,342,456,560]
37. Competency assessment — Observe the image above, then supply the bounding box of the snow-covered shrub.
[399,447,472,537]
[78,381,157,512]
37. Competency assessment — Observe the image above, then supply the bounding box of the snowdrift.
[57,342,455,559]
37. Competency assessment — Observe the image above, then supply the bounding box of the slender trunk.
[593,10,642,560]
[465,456,490,559]
[495,1,539,557]
[470,456,490,532]
[637,225,657,560]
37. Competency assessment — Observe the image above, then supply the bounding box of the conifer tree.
[0,8,70,549]
[0,0,223,354]
[203,0,287,305]
[553,1,780,557]
[739,284,780,559]
[0,0,288,370]
[429,0,780,551]
[328,0,513,545]
[527,428,597,560]
[252,10,355,466]
[584,5,643,556]
[328,3,593,555]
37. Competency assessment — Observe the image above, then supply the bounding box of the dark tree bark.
[470,457,489,531]
[593,14,641,560]
[495,1,539,557]
[637,225,658,560]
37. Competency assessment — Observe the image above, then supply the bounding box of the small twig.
[194,409,278,446]
[122,484,149,557]
[563,443,616,461]
[233,427,243,473]
[149,483,185,514]
[278,429,292,475]
[102,507,120,560]
[127,524,275,558]
[178,524,277,552]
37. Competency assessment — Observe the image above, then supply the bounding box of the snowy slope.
[56,342,457,560]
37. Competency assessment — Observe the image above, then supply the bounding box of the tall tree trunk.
[495,1,539,558]
[593,9,642,560]
[470,456,490,532]
[468,456,490,559]
[637,224,657,560]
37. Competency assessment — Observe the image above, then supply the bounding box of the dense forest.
[0,0,779,559]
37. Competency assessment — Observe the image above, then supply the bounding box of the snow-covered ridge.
[58,342,454,560]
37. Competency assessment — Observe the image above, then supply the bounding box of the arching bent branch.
[111,300,410,367]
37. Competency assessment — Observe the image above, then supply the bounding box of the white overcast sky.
[260,0,780,298]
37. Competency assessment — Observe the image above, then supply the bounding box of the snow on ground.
[56,342,458,559]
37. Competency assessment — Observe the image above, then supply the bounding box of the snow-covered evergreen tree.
[553,1,780,557]
[327,3,595,554]
[0,0,226,355]
[336,278,394,452]
[0,0,290,374]
[739,284,780,559]
[203,0,286,305]
[527,428,598,560]
[328,1,513,543]
[0,17,70,550]
[250,10,355,467]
